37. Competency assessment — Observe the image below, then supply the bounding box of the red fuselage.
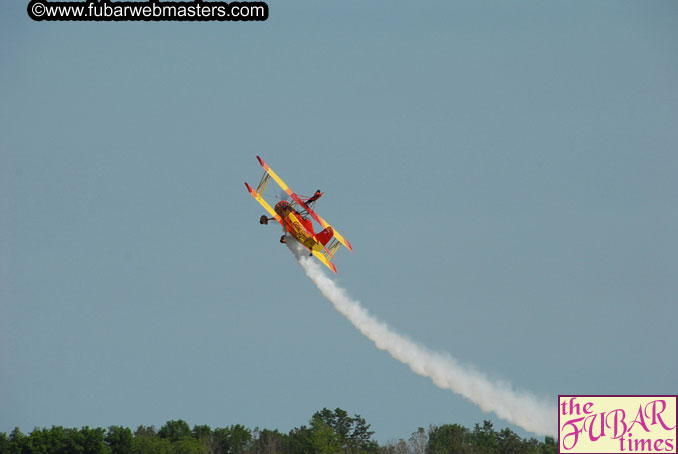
[274,201,317,250]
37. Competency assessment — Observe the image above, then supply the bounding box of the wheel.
[259,215,269,225]
[280,235,287,244]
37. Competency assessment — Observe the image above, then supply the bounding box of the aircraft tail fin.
[316,226,334,246]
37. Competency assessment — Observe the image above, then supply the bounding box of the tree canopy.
[0,410,556,454]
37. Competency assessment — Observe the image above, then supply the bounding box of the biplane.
[245,156,352,274]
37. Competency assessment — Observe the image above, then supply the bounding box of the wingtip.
[245,182,254,193]
[256,156,265,166]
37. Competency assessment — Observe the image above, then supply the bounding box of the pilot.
[305,190,322,205]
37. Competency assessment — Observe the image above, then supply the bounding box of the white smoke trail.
[286,239,556,437]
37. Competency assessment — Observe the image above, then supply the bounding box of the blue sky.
[1,0,677,443]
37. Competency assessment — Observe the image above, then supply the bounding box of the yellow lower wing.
[245,182,283,225]
[310,245,338,274]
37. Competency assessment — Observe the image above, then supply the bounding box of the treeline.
[0,408,557,454]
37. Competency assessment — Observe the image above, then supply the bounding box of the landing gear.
[260,215,269,225]
[280,235,287,244]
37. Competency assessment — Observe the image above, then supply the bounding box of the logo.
[559,395,677,453]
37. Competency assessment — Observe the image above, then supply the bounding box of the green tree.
[249,429,287,454]
[159,422,192,443]
[427,424,471,454]
[135,427,158,439]
[172,438,206,454]
[79,427,110,454]
[134,426,171,454]
[315,409,351,442]
[133,436,172,454]
[521,438,541,454]
[46,426,68,454]
[8,428,31,454]
[63,427,86,454]
[311,408,378,454]
[0,432,9,454]
[347,415,377,454]
[287,426,312,454]
[540,437,557,454]
[106,426,134,454]
[0,417,564,454]
[212,425,252,454]
[26,428,50,454]
[497,428,522,454]
[191,426,211,443]
[228,426,252,454]
[309,416,341,454]
[471,421,497,454]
